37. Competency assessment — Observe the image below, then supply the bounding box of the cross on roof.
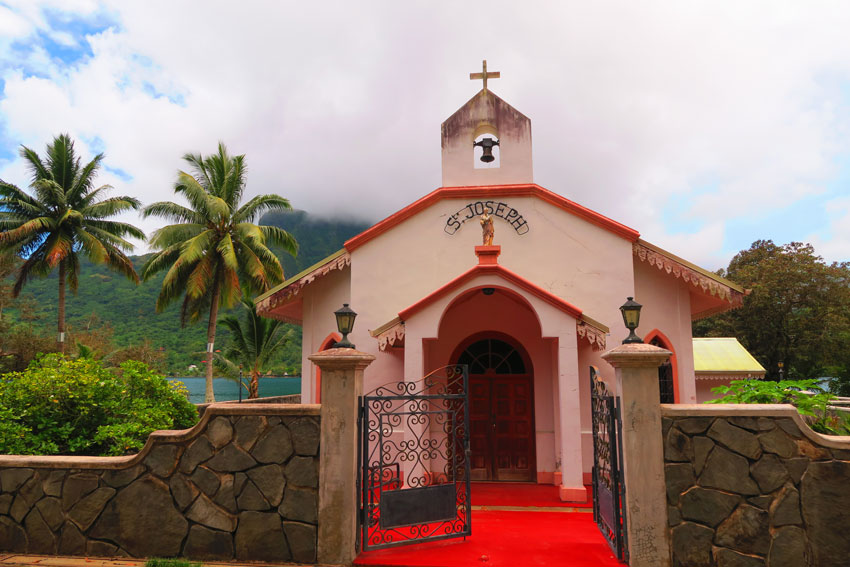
[470,60,500,91]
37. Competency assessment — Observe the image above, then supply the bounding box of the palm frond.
[143,201,204,225]
[81,196,141,219]
[147,223,204,250]
[85,219,146,241]
[234,194,292,223]
[68,153,104,203]
[259,225,298,257]
[18,146,51,186]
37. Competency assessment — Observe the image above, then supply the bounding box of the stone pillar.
[602,343,672,567]
[309,347,375,566]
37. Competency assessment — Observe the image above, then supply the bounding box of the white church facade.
[257,64,746,501]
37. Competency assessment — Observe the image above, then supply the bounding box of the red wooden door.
[459,337,535,482]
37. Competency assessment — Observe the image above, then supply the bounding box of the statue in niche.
[480,212,494,246]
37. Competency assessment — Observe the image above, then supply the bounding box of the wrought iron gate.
[358,365,472,551]
[590,366,628,563]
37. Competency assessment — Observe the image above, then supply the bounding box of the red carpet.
[354,509,622,567]
[470,483,593,508]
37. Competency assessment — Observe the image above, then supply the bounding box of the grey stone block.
[206,443,257,472]
[671,521,713,567]
[252,425,294,464]
[235,416,267,451]
[68,487,115,531]
[285,456,319,488]
[289,417,320,456]
[801,460,850,565]
[770,484,802,527]
[144,443,181,477]
[677,417,714,435]
[0,516,27,552]
[768,526,808,567]
[236,480,271,511]
[750,454,788,493]
[694,437,715,476]
[680,486,740,528]
[57,522,86,555]
[714,547,764,567]
[247,464,286,507]
[102,465,144,488]
[715,504,770,556]
[89,476,188,557]
[700,446,759,495]
[24,508,56,554]
[758,428,797,459]
[186,492,236,531]
[61,473,99,511]
[178,436,214,474]
[169,473,199,511]
[35,497,64,532]
[235,511,290,561]
[191,466,220,496]
[0,468,34,493]
[708,419,761,459]
[284,520,317,563]
[183,524,234,560]
[665,427,693,463]
[279,487,318,524]
[207,417,234,448]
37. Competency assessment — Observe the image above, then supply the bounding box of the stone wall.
[0,403,321,563]
[662,404,850,567]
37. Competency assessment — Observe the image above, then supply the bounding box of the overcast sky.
[1,1,850,269]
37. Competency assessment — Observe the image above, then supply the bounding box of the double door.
[468,374,535,481]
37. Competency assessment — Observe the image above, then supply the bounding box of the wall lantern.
[333,303,357,349]
[619,297,643,344]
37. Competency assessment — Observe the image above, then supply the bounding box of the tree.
[0,134,145,353]
[216,295,292,398]
[142,143,297,403]
[695,240,850,381]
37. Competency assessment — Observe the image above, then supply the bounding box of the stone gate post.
[602,343,672,567]
[309,348,375,566]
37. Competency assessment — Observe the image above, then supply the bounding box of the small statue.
[480,212,494,246]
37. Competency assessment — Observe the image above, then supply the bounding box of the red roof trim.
[398,263,583,321]
[344,184,640,252]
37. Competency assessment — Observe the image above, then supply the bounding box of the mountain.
[1,210,371,375]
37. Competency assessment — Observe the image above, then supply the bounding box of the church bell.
[473,137,500,163]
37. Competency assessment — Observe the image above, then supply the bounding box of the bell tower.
[441,60,534,187]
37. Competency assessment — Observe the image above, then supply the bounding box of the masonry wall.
[662,405,850,567]
[0,403,320,563]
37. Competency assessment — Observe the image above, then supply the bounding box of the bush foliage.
[0,355,198,456]
[709,378,850,435]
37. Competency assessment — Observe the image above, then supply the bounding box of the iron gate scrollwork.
[590,366,628,563]
[358,365,472,550]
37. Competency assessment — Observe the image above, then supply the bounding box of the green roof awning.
[693,338,765,373]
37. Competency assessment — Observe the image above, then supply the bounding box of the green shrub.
[709,378,850,435]
[0,354,198,456]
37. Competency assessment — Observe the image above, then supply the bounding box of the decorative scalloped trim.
[373,319,606,352]
[257,252,351,316]
[633,242,744,308]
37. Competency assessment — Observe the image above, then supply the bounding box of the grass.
[145,559,202,567]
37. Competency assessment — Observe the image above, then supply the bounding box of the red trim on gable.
[398,263,583,322]
[344,184,640,252]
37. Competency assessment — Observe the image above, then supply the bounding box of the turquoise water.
[169,377,301,404]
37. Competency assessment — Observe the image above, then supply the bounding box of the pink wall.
[633,259,698,403]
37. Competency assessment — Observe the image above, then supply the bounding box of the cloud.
[0,1,849,266]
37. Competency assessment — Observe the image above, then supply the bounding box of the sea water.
[169,376,301,404]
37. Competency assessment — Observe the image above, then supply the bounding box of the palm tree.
[142,142,297,403]
[0,134,144,353]
[215,295,292,398]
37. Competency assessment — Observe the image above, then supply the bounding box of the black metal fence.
[590,366,628,563]
[358,365,472,550]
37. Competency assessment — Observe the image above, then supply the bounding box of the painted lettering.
[445,200,531,237]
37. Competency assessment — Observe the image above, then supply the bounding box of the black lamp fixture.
[333,303,357,349]
[619,297,643,344]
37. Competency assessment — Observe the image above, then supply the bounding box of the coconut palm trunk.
[250,368,260,398]
[57,259,66,353]
[205,274,223,403]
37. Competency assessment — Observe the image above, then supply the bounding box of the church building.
[257,63,746,502]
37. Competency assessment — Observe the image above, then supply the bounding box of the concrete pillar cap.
[601,342,672,368]
[308,348,375,369]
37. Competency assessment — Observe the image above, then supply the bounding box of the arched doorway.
[453,334,536,482]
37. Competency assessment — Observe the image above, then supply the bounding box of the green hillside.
[1,210,370,375]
